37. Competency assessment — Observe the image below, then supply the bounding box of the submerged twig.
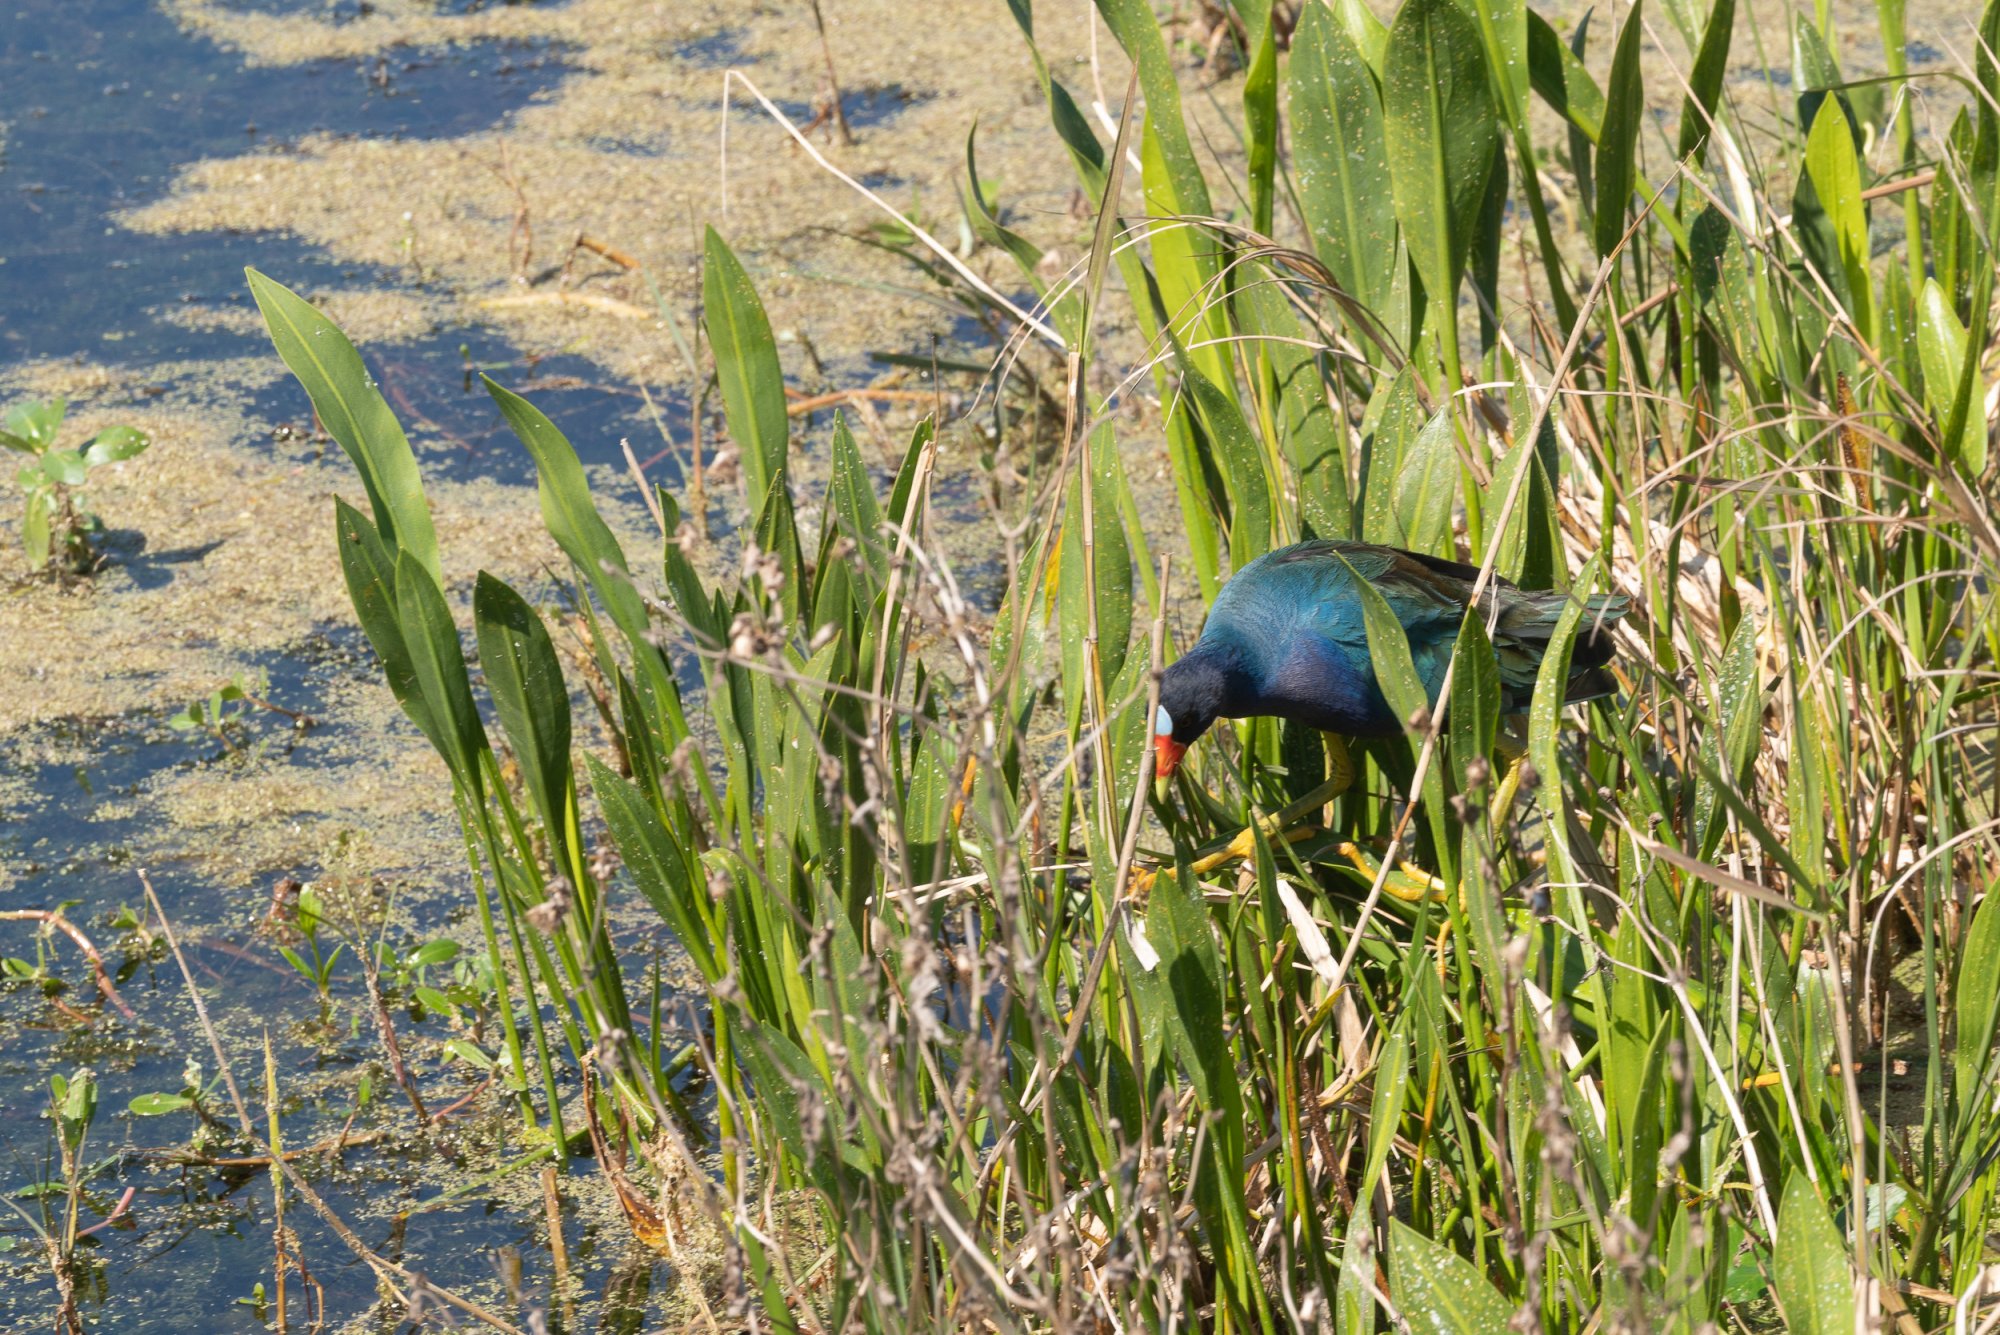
[0,908,135,1019]
[140,872,527,1335]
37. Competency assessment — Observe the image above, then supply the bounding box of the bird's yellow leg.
[1199,734,1358,867]
[1335,733,1529,903]
[1489,731,1530,823]
[1132,737,1357,894]
[1334,839,1450,903]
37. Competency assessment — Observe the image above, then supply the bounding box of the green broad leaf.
[963,129,1084,340]
[1386,1218,1516,1332]
[1142,118,1230,393]
[408,940,459,968]
[1354,358,1418,539]
[1240,0,1280,232]
[1803,100,1873,342]
[1346,550,1445,869]
[1448,611,1500,794]
[1482,425,1563,590]
[752,470,803,625]
[1145,865,1233,1114]
[1625,1014,1672,1225]
[1057,420,1134,731]
[1382,0,1497,331]
[1975,0,2000,223]
[1527,553,1603,889]
[1094,0,1212,219]
[393,551,488,797]
[483,377,686,740]
[1361,1017,1412,1202]
[1392,409,1457,557]
[1290,3,1395,311]
[1333,0,1389,69]
[247,268,440,580]
[827,412,887,589]
[903,722,958,887]
[1604,915,1659,1158]
[472,573,573,844]
[21,494,52,567]
[40,449,86,487]
[657,489,725,648]
[594,752,712,979]
[413,985,455,1014]
[729,1013,841,1192]
[1790,15,1846,133]
[701,228,789,510]
[82,426,149,467]
[3,398,65,450]
[1459,0,1528,118]
[1526,11,1604,142]
[1236,276,1352,538]
[1185,368,1273,568]
[1917,278,1989,476]
[1676,0,1736,163]
[1774,1171,1855,1335]
[1592,0,1646,261]
[334,499,443,760]
[443,1039,494,1071]
[127,1093,194,1116]
[1956,885,2000,1104]
[1694,612,1761,861]
[1337,1211,1377,1332]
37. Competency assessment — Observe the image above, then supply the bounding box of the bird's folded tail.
[1490,588,1630,703]
[1563,592,1628,703]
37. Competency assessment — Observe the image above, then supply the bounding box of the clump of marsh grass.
[246,0,2000,1327]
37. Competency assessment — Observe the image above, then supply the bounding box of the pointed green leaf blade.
[1386,1217,1514,1331]
[1382,0,1498,322]
[473,573,573,842]
[1290,4,1394,309]
[1774,1171,1855,1335]
[701,228,789,509]
[247,268,440,580]
[1592,0,1647,261]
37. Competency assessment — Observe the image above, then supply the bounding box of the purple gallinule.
[1152,539,1626,780]
[1144,539,1627,898]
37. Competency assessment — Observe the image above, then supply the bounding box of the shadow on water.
[3,0,687,481]
[1,0,568,367]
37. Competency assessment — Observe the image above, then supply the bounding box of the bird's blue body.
[1154,540,1626,756]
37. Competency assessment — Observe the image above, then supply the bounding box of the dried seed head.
[1406,705,1433,734]
[728,610,781,661]
[1465,754,1491,790]
[593,1026,630,1075]
[527,875,573,935]
[587,843,621,888]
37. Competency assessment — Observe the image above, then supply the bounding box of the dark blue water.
[1,1,559,362]
[0,0,663,484]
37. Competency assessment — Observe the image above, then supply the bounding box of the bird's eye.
[1154,706,1173,737]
